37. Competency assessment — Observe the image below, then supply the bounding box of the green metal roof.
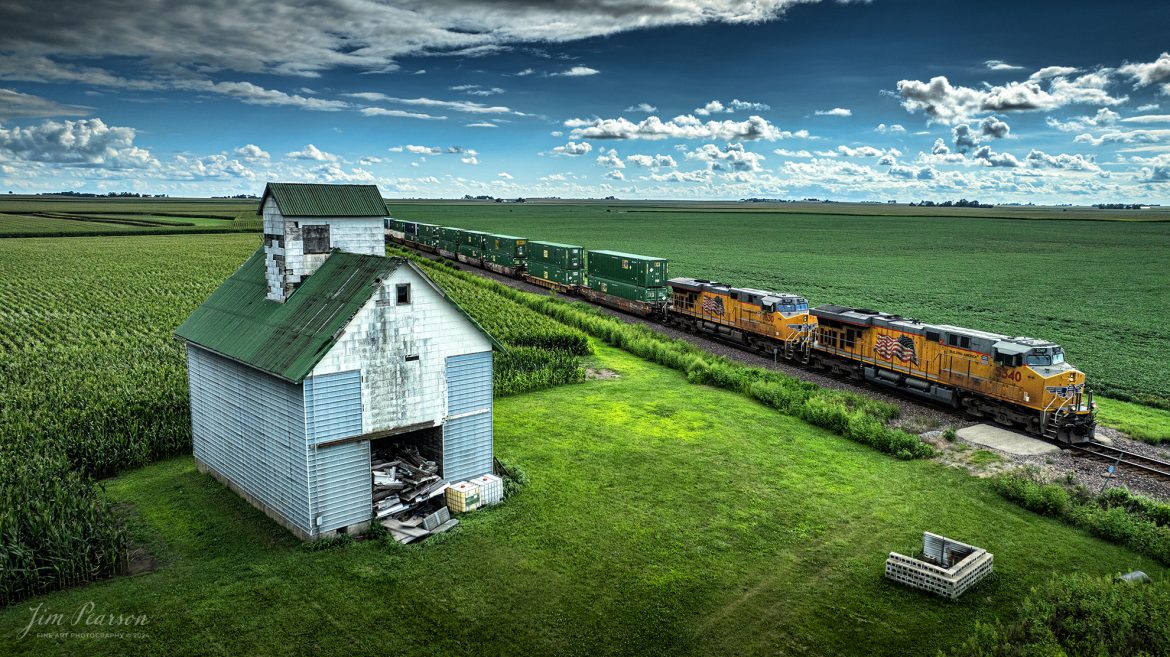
[258,182,388,217]
[177,249,502,382]
[176,249,398,382]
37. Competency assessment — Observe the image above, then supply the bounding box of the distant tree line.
[1095,203,1155,210]
[910,199,992,208]
[38,191,169,198]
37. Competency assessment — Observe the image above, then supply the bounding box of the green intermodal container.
[529,263,583,286]
[529,241,584,270]
[436,239,458,253]
[586,250,667,287]
[483,252,525,268]
[388,219,405,232]
[587,276,669,302]
[439,226,464,243]
[483,234,527,259]
[418,223,441,239]
[463,230,490,248]
[457,243,482,259]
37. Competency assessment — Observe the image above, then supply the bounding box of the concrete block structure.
[177,182,501,540]
[885,532,994,599]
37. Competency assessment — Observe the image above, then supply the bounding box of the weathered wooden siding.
[304,370,371,534]
[262,196,385,302]
[310,265,493,434]
[187,344,313,536]
[443,351,493,482]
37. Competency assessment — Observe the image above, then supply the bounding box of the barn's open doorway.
[370,425,447,521]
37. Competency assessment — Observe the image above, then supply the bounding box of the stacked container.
[437,226,462,253]
[419,223,441,247]
[528,241,585,286]
[459,230,488,259]
[482,234,527,268]
[586,250,668,302]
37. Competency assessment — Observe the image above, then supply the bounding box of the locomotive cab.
[992,338,1095,442]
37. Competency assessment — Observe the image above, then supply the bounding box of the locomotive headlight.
[1069,373,1075,382]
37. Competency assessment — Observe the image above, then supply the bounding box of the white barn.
[176,182,499,539]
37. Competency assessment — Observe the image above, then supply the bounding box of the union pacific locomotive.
[386,220,1096,443]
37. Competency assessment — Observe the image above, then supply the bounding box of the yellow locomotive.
[811,305,1095,442]
[667,278,815,360]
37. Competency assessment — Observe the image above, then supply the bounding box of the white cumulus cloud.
[565,114,806,141]
[0,117,156,168]
[286,144,339,161]
[553,140,593,156]
[553,66,600,77]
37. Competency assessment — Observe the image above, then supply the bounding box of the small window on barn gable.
[396,283,411,305]
[303,225,331,254]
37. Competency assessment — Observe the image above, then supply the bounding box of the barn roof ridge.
[258,182,389,218]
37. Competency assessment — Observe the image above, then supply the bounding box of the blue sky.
[1,0,1168,202]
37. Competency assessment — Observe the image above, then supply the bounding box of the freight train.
[386,219,1096,443]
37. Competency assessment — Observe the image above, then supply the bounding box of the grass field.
[0,214,171,236]
[388,202,1170,409]
[0,343,1163,656]
[391,199,1170,222]
[0,196,259,236]
[1,227,1166,654]
[0,196,257,216]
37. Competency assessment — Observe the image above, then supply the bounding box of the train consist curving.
[387,219,1096,443]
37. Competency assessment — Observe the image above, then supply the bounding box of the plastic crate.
[468,474,504,505]
[445,482,481,513]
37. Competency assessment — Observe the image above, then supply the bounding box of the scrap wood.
[381,518,429,537]
[430,518,459,534]
[376,504,405,519]
[372,489,398,503]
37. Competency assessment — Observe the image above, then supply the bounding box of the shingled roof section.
[258,182,388,217]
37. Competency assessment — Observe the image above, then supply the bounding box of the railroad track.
[393,240,971,427]
[1068,441,1170,482]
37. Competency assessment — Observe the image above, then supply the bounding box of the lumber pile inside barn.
[371,447,459,543]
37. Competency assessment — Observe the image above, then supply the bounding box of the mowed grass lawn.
[1,344,1162,657]
[394,202,1170,408]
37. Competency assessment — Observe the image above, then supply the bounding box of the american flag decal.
[875,334,919,365]
[1045,383,1084,398]
[701,295,725,315]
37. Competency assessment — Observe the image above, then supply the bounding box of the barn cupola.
[258,182,389,302]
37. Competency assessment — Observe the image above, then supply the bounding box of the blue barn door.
[444,352,493,482]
